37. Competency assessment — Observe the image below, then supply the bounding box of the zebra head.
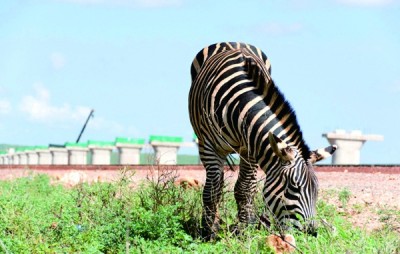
[263,133,336,236]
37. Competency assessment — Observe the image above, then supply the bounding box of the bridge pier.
[88,141,114,165]
[66,143,89,165]
[323,130,384,165]
[0,152,5,165]
[115,137,144,165]
[50,147,69,165]
[37,146,52,165]
[27,149,39,165]
[150,136,182,165]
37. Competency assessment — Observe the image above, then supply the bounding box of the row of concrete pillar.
[0,136,184,166]
[0,130,384,166]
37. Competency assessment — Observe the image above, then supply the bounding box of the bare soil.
[317,172,400,233]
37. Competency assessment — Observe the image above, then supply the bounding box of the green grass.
[0,170,398,253]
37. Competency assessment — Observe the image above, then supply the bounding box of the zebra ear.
[309,145,337,164]
[268,132,295,161]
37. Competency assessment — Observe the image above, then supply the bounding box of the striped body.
[189,42,306,161]
[189,42,334,238]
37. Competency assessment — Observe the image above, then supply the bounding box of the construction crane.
[48,109,94,148]
[76,109,94,143]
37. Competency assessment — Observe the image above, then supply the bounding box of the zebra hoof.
[306,229,318,237]
[229,221,257,236]
[200,228,217,242]
[229,224,241,236]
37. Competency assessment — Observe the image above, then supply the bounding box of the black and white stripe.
[188,42,335,238]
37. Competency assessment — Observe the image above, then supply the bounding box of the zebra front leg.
[200,154,225,240]
[234,156,258,227]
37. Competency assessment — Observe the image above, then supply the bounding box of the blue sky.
[0,0,399,164]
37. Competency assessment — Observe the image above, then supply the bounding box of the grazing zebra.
[188,42,336,239]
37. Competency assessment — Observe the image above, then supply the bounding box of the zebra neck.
[248,113,309,171]
[238,49,310,164]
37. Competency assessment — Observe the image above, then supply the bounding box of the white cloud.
[18,83,140,140]
[336,0,396,6]
[259,22,303,36]
[55,0,182,7]
[50,52,66,70]
[0,99,11,114]
[20,83,91,122]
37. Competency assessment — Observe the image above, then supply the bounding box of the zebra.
[188,42,336,239]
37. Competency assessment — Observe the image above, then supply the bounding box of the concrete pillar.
[7,148,15,165]
[16,147,33,165]
[0,152,5,165]
[12,153,20,165]
[115,137,145,164]
[66,142,89,165]
[322,129,384,165]
[149,135,182,165]
[18,152,28,165]
[50,147,69,165]
[4,155,9,165]
[27,149,39,165]
[0,151,9,165]
[7,156,13,165]
[37,146,52,165]
[193,134,201,164]
[88,140,114,165]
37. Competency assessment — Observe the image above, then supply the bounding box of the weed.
[339,188,351,209]
[377,206,400,232]
[352,203,364,214]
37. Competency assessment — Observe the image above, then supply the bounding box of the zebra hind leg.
[199,149,225,241]
[233,155,258,233]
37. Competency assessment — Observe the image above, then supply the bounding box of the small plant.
[338,188,351,209]
[377,206,400,232]
[352,203,364,214]
[135,163,203,242]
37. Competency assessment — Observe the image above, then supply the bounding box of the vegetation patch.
[0,169,398,253]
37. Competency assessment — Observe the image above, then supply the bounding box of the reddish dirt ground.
[1,165,399,233]
[317,171,400,233]
[317,171,400,208]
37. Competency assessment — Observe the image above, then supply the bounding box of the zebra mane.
[243,49,311,161]
[266,79,311,161]
[275,84,311,160]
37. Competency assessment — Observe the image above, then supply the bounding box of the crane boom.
[76,109,94,143]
